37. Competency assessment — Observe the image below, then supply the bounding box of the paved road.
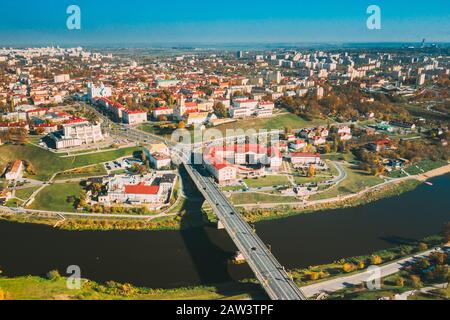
[184,162,306,300]
[300,248,444,298]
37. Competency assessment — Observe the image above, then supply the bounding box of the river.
[0,174,449,289]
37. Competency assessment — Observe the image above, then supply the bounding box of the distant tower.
[174,96,186,120]
[237,51,243,59]
[421,38,426,48]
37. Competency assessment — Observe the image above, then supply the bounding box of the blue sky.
[0,0,449,45]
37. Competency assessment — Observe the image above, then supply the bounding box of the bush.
[357,261,365,270]
[306,272,320,281]
[418,242,428,251]
[46,270,61,281]
[409,275,422,289]
[395,277,405,287]
[342,263,357,273]
[370,255,382,265]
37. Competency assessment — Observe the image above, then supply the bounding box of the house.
[97,174,170,205]
[368,140,391,152]
[122,109,147,125]
[203,156,237,185]
[290,152,321,166]
[5,160,23,181]
[390,120,416,131]
[289,139,307,151]
[144,144,171,170]
[186,112,210,126]
[0,189,11,204]
[339,133,353,141]
[311,136,327,146]
[337,126,351,135]
[148,152,171,170]
[49,121,104,149]
[152,107,173,119]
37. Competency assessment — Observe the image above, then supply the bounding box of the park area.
[0,144,142,181]
[309,164,385,201]
[29,183,84,212]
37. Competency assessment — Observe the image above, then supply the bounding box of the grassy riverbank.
[291,235,444,287]
[239,179,422,223]
[0,144,141,181]
[0,275,265,300]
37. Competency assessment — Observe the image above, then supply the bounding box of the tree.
[395,277,405,287]
[342,263,356,273]
[307,272,320,281]
[308,164,315,177]
[213,102,227,118]
[444,222,450,244]
[371,255,382,265]
[47,270,61,281]
[77,190,88,209]
[323,143,331,154]
[418,242,428,251]
[34,127,45,135]
[409,275,422,289]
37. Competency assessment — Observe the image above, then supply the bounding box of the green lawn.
[54,164,107,181]
[29,183,84,212]
[214,113,328,134]
[404,159,448,175]
[293,174,332,185]
[309,164,384,201]
[0,276,263,300]
[244,175,290,188]
[230,192,299,205]
[221,185,244,192]
[0,144,141,181]
[14,187,40,201]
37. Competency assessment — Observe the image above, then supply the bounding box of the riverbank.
[1,164,449,232]
[236,162,450,223]
[291,235,444,290]
[0,275,265,300]
[239,178,422,223]
[415,163,450,181]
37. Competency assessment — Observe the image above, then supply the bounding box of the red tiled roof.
[124,183,160,195]
[290,152,320,158]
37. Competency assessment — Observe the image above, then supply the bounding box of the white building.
[156,79,179,88]
[49,121,104,149]
[122,109,147,125]
[5,160,23,181]
[290,152,321,165]
[54,74,70,83]
[88,83,112,100]
[203,156,238,185]
[97,174,175,205]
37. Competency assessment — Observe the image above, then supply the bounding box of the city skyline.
[0,0,449,45]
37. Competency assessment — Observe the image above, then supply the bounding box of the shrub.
[370,255,382,265]
[342,263,357,273]
[409,275,422,289]
[306,272,320,281]
[418,242,428,251]
[46,270,61,281]
[395,277,405,287]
